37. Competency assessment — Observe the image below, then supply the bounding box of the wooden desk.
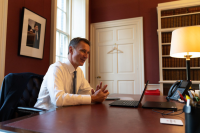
[0,94,185,133]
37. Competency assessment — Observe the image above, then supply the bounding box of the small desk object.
[0,94,185,133]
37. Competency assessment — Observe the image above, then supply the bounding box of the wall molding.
[146,84,160,90]
[0,0,8,86]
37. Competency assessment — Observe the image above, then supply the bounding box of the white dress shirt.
[34,59,92,110]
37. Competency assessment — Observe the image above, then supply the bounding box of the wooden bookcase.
[157,0,200,95]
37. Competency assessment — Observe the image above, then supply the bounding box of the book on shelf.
[164,58,167,67]
[168,58,171,67]
[168,33,171,43]
[198,70,200,80]
[182,16,185,26]
[194,70,198,81]
[171,58,175,67]
[168,45,171,55]
[162,57,165,67]
[170,17,174,28]
[161,18,164,28]
[182,70,186,80]
[163,70,166,80]
[171,70,174,80]
[192,58,195,67]
[188,6,200,13]
[162,45,164,55]
[174,16,177,27]
[190,69,194,80]
[195,14,198,25]
[161,6,200,17]
[174,58,177,67]
[185,15,188,26]
[164,45,166,55]
[177,70,180,80]
[177,58,180,67]
[188,7,194,13]
[199,58,200,67]
[182,59,186,67]
[192,14,196,25]
[162,15,200,27]
[195,58,198,67]
[178,16,182,27]
[190,58,194,67]
[167,18,171,28]
[162,33,165,43]
[169,70,172,80]
[188,15,192,26]
[164,33,166,43]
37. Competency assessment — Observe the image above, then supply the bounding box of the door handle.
[96,76,101,79]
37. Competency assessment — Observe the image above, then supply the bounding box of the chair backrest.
[18,76,43,107]
[0,73,44,122]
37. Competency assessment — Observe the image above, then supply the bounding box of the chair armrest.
[17,107,47,112]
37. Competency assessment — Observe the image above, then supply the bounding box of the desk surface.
[0,94,185,133]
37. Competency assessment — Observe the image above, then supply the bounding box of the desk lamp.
[170,26,200,81]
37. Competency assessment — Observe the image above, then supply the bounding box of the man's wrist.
[91,95,95,103]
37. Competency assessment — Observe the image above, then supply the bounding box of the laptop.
[142,101,177,111]
[109,80,149,107]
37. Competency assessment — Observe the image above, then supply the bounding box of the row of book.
[162,45,170,55]
[162,57,200,67]
[161,14,200,28]
[162,33,172,43]
[163,69,200,80]
[161,6,200,17]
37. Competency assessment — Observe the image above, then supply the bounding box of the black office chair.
[0,72,46,122]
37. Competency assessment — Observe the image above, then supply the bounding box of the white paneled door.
[95,24,141,94]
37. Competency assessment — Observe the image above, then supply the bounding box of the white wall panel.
[98,30,114,43]
[118,81,134,94]
[99,80,114,93]
[117,28,134,41]
[118,44,133,73]
[98,46,113,73]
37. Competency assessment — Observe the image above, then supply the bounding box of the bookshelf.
[157,0,200,95]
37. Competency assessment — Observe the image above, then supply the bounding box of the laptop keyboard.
[110,100,139,107]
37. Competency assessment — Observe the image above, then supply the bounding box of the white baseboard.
[146,84,160,90]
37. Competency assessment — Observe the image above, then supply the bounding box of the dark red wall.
[90,0,178,84]
[5,0,51,76]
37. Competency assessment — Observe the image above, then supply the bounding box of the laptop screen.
[138,80,149,103]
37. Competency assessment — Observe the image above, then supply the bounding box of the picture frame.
[19,7,46,59]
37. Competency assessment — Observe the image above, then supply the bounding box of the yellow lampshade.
[170,26,200,58]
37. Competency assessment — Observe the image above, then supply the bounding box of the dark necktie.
[73,71,77,94]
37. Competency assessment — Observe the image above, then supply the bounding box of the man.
[32,23,40,49]
[34,37,109,110]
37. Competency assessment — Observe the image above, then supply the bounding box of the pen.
[177,90,187,102]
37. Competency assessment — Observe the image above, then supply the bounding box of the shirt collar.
[65,59,76,74]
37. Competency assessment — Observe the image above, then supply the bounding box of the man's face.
[34,26,38,31]
[70,41,90,68]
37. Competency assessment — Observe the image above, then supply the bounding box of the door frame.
[0,0,8,86]
[90,17,145,93]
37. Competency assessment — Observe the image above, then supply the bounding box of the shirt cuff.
[81,95,91,104]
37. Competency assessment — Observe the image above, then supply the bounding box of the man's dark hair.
[68,37,90,54]
[34,23,38,28]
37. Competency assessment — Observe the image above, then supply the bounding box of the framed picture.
[19,7,46,59]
